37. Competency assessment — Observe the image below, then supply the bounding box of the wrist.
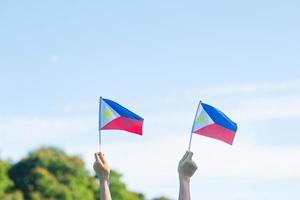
[179,176,190,184]
[98,173,109,182]
[99,177,109,184]
[96,171,110,181]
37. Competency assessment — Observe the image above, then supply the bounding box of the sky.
[1,0,300,199]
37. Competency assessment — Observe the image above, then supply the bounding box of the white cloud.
[143,80,300,123]
[70,134,300,199]
[230,94,300,121]
[3,113,300,199]
[186,80,300,96]
[1,79,300,199]
[0,115,95,160]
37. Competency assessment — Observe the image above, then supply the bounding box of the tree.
[109,171,145,200]
[152,196,172,200]
[0,160,23,200]
[0,160,13,198]
[8,147,145,200]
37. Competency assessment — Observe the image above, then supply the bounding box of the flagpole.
[99,96,102,152]
[188,100,202,151]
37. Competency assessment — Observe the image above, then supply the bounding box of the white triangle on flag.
[192,104,214,132]
[100,99,120,128]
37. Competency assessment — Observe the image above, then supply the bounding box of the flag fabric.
[99,98,144,135]
[192,102,238,145]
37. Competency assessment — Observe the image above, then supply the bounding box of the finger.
[180,151,189,162]
[182,151,189,161]
[93,162,98,171]
[95,153,104,166]
[181,160,197,176]
[189,160,197,169]
[184,160,197,176]
[94,153,100,162]
[99,152,107,164]
[187,151,194,160]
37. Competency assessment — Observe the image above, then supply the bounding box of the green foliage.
[109,171,145,200]
[0,160,14,198]
[9,147,98,200]
[1,190,24,200]
[152,196,172,200]
[6,147,146,200]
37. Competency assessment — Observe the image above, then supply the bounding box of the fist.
[178,151,198,180]
[94,152,110,181]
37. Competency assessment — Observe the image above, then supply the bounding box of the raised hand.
[94,152,110,181]
[178,151,198,200]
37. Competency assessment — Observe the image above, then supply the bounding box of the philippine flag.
[99,98,144,135]
[192,102,238,145]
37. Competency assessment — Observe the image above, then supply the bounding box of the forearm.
[100,179,112,200]
[178,178,190,200]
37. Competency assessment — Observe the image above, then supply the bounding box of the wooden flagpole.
[99,96,102,152]
[188,100,202,151]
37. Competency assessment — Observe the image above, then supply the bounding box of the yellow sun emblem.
[198,114,206,124]
[104,109,112,119]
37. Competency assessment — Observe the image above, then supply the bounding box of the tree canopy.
[0,147,170,200]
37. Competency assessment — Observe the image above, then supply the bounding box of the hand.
[94,152,110,181]
[178,151,197,182]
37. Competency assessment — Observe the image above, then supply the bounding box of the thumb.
[187,151,194,160]
[94,153,100,162]
[99,152,107,164]
[95,153,104,166]
[180,151,189,163]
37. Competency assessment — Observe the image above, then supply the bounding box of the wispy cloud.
[192,80,300,96]
[1,80,300,199]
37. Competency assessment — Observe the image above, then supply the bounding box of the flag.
[192,102,238,145]
[99,98,144,135]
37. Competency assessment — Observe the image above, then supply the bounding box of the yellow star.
[104,109,112,119]
[198,114,206,124]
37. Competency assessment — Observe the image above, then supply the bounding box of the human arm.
[94,152,112,200]
[178,151,197,200]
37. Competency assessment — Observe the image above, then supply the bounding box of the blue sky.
[1,1,300,199]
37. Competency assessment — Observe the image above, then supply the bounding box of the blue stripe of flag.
[202,103,238,132]
[102,98,143,121]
